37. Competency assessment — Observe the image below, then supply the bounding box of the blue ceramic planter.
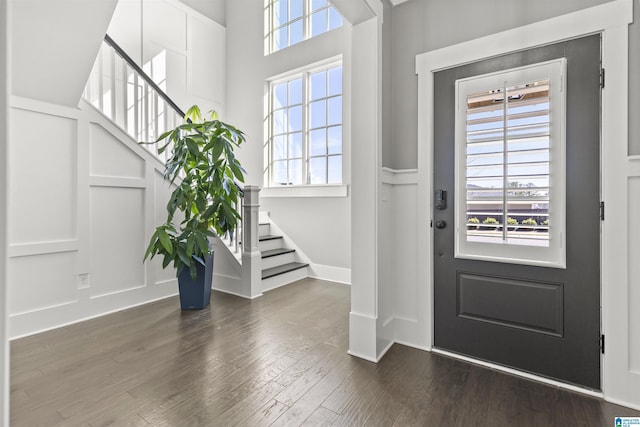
[177,252,213,310]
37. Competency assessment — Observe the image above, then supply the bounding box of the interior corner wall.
[177,0,225,26]
[1,0,9,422]
[107,0,226,116]
[6,100,178,339]
[225,0,352,276]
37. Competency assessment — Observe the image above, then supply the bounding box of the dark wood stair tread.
[261,248,295,259]
[259,235,283,241]
[262,262,309,280]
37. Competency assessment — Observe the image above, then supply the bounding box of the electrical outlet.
[78,273,89,289]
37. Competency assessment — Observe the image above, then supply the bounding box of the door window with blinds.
[454,59,567,268]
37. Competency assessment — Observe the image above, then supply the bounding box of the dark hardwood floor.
[10,278,640,426]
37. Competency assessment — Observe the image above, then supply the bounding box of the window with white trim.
[455,59,567,268]
[264,0,343,54]
[266,63,343,186]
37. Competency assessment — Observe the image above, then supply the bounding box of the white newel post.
[241,185,262,298]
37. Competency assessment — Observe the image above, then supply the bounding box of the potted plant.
[467,216,480,230]
[482,217,499,231]
[507,216,518,231]
[521,217,538,231]
[143,105,246,310]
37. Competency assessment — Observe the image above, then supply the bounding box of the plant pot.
[177,252,214,310]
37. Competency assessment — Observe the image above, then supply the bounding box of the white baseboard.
[604,396,640,412]
[348,311,377,362]
[212,273,253,299]
[212,285,261,300]
[10,285,177,340]
[347,349,378,363]
[308,263,351,284]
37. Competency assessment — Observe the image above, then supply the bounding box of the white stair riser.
[259,223,270,236]
[261,252,296,270]
[259,238,283,252]
[262,266,308,292]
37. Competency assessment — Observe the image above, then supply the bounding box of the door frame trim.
[416,0,633,405]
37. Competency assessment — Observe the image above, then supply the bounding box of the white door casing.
[416,0,638,409]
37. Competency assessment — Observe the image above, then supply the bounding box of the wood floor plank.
[300,406,339,426]
[240,398,290,427]
[10,278,640,426]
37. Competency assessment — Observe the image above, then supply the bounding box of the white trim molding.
[381,167,418,185]
[415,0,635,407]
[261,185,348,198]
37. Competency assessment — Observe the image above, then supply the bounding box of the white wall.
[7,99,177,338]
[10,0,118,108]
[177,0,225,26]
[226,0,352,277]
[0,0,8,422]
[630,0,640,155]
[107,0,225,116]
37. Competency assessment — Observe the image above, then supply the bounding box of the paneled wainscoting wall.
[7,97,178,338]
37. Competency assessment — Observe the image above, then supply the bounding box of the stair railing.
[83,34,184,163]
[84,34,262,295]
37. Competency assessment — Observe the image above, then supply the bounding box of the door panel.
[433,35,601,389]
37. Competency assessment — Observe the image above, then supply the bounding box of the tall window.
[267,63,343,186]
[264,0,343,54]
[454,59,567,268]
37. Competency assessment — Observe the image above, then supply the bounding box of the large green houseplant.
[143,105,246,309]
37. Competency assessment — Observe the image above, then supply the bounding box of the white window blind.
[454,59,567,268]
[465,80,551,247]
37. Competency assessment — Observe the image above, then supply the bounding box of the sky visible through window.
[266,0,343,54]
[270,65,343,186]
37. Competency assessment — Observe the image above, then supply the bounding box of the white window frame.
[265,60,344,190]
[264,0,343,55]
[454,59,567,268]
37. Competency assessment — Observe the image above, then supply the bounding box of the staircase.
[258,222,309,292]
[84,35,310,300]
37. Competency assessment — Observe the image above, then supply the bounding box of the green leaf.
[157,228,173,254]
[186,234,195,259]
[162,254,172,269]
[143,230,159,261]
[195,232,209,254]
[185,105,203,123]
[176,246,191,267]
[156,129,173,143]
[186,138,199,156]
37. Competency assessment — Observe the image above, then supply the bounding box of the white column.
[349,14,382,362]
[241,185,262,299]
[0,0,9,423]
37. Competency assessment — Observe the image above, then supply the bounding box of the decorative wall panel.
[9,108,76,244]
[9,252,78,314]
[90,186,146,297]
[89,123,145,178]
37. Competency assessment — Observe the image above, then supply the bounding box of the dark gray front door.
[433,35,601,389]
